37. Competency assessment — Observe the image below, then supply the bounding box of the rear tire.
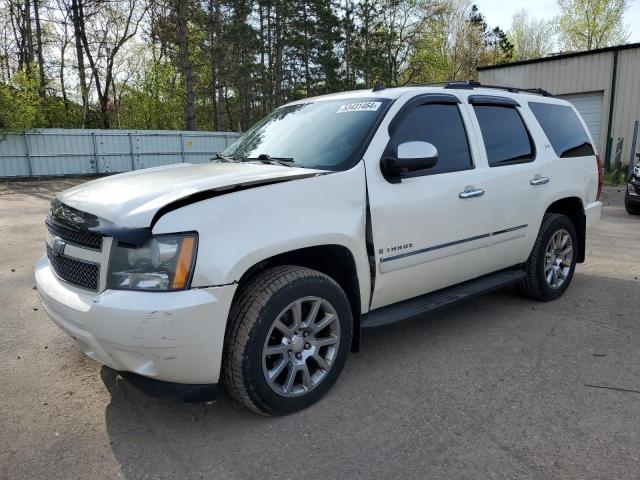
[222,266,352,416]
[518,213,577,301]
[625,196,640,215]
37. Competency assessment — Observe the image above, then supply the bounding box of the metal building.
[478,43,640,169]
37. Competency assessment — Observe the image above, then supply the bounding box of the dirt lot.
[1,179,639,480]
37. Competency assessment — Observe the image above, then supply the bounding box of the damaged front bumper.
[35,255,237,387]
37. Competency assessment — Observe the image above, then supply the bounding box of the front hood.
[57,162,326,228]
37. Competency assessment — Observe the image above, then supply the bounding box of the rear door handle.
[458,187,485,199]
[530,175,550,186]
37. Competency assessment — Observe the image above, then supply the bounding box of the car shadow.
[101,272,640,479]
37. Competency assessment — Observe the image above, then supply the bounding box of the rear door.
[364,93,492,309]
[461,93,551,272]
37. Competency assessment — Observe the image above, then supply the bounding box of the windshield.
[223,98,391,170]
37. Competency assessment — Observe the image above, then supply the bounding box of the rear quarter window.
[528,102,595,158]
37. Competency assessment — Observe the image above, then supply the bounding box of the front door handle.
[530,175,550,186]
[459,187,485,199]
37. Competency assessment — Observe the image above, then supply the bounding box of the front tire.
[625,196,640,215]
[222,266,352,415]
[518,213,578,301]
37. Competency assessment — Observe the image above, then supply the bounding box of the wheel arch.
[544,196,586,263]
[231,244,363,352]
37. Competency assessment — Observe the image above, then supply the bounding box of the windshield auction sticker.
[336,102,382,113]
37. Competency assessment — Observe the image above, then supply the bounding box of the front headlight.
[633,165,640,177]
[107,233,198,291]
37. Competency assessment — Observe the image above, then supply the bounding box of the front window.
[387,103,473,175]
[223,98,391,171]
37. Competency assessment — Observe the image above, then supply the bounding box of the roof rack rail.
[407,80,554,97]
[372,80,385,92]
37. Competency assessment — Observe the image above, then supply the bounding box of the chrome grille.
[46,217,103,250]
[46,244,100,290]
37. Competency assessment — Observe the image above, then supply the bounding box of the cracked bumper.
[35,255,237,384]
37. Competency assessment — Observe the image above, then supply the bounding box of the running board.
[361,268,526,329]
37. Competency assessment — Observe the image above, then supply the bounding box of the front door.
[364,94,492,310]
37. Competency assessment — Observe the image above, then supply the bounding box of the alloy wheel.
[544,229,573,289]
[262,296,341,397]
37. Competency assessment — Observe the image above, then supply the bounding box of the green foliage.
[508,10,556,61]
[1,0,550,133]
[0,67,83,132]
[0,70,42,132]
[557,0,630,50]
[407,2,514,83]
[116,53,186,130]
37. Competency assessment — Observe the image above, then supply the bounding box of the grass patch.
[603,169,628,186]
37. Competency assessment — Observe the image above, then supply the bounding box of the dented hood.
[57,162,326,228]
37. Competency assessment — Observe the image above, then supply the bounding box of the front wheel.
[518,213,578,301]
[625,196,640,215]
[222,266,352,415]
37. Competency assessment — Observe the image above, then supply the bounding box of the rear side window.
[473,105,535,167]
[528,102,595,158]
[389,103,472,175]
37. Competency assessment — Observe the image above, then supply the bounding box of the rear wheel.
[518,213,577,301]
[222,266,352,415]
[625,196,640,215]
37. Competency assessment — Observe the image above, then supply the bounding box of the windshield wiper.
[243,153,296,167]
[211,152,238,163]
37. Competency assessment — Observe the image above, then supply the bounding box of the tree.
[0,70,40,130]
[406,0,517,83]
[0,4,15,81]
[50,0,73,113]
[75,0,150,128]
[378,0,433,86]
[68,0,89,126]
[6,0,34,72]
[173,0,196,130]
[0,0,529,132]
[508,9,555,60]
[556,0,630,51]
[33,0,45,95]
[423,1,512,80]
[116,47,184,130]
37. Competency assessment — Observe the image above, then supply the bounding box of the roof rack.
[407,80,554,97]
[372,80,385,92]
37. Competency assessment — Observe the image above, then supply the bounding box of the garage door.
[558,91,604,147]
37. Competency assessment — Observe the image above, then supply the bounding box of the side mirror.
[382,141,439,179]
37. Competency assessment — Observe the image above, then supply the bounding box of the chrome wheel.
[544,229,573,289]
[262,296,341,397]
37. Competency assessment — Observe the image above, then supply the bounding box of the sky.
[473,0,640,43]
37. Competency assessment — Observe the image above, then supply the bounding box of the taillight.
[596,154,603,200]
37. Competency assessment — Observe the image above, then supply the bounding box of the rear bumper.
[585,201,602,227]
[35,255,237,384]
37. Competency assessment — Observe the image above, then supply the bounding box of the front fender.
[152,163,371,311]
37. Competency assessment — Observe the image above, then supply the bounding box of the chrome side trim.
[381,233,490,263]
[492,224,528,236]
[380,224,528,264]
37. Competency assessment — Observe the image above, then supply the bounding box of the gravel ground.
[1,179,639,480]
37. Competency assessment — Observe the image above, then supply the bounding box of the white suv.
[36,82,603,415]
